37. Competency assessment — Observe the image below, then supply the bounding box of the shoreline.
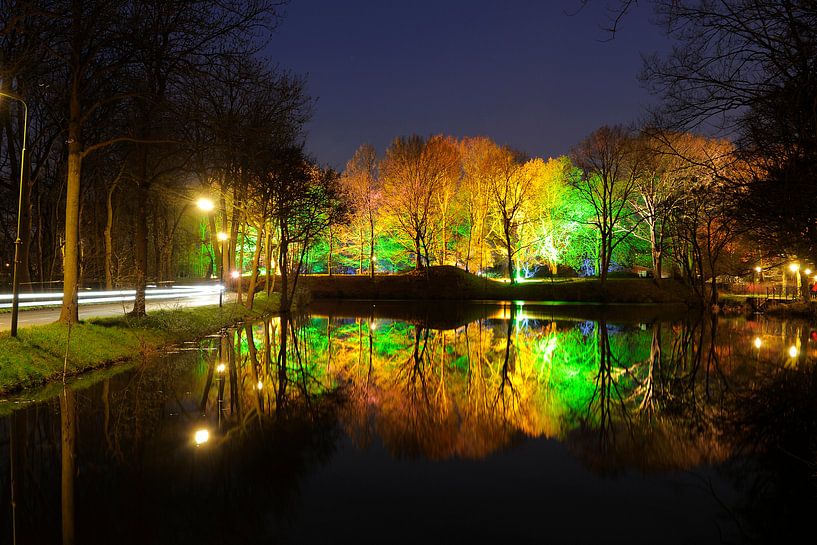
[0,293,279,396]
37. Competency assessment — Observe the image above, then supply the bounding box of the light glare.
[197,197,215,212]
[194,428,209,446]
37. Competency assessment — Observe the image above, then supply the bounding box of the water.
[0,300,815,544]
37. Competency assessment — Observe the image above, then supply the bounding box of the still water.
[0,301,815,544]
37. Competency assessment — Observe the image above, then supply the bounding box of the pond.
[0,300,815,544]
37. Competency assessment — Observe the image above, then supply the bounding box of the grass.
[299,265,697,305]
[0,292,279,395]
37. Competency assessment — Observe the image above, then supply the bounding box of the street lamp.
[0,91,28,337]
[790,262,800,298]
[196,197,215,212]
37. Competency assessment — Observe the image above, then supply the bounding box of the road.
[0,293,228,331]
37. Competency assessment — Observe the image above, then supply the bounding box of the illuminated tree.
[380,135,460,269]
[626,131,689,280]
[485,150,543,282]
[519,156,575,276]
[341,144,381,276]
[459,137,500,273]
[570,125,644,283]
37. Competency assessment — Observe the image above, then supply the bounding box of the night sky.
[267,0,672,169]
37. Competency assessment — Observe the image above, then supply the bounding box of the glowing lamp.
[806,268,812,275]
[753,337,762,349]
[257,380,263,391]
[194,428,210,446]
[197,197,215,212]
[754,266,761,273]
[788,345,798,358]
[216,363,226,374]
[789,263,800,273]
[216,231,229,242]
[230,270,240,279]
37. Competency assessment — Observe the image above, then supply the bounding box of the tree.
[264,148,349,311]
[570,125,643,283]
[341,144,380,277]
[486,151,542,283]
[459,137,499,273]
[641,0,817,287]
[520,156,574,276]
[380,135,460,269]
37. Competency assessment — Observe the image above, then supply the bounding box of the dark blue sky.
[266,0,671,169]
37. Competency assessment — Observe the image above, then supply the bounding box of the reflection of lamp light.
[753,337,762,349]
[216,363,226,374]
[788,345,798,358]
[194,429,210,446]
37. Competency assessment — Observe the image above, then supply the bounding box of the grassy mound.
[301,266,695,304]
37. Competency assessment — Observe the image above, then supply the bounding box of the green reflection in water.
[196,310,715,463]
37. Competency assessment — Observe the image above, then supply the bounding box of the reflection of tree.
[719,357,817,542]
[584,321,631,451]
[60,387,76,545]
[8,309,817,543]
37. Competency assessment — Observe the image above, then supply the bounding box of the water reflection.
[0,302,815,544]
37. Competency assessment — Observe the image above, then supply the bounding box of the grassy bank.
[298,266,697,305]
[0,293,279,395]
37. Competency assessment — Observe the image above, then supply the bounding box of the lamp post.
[1,91,28,338]
[789,262,800,299]
[196,197,224,306]
[216,232,228,307]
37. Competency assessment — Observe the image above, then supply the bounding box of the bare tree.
[570,125,643,283]
[380,135,460,269]
[341,144,380,277]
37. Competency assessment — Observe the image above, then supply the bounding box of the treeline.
[0,0,321,321]
[323,129,744,298]
[2,0,814,319]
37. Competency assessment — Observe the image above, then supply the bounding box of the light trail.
[0,284,223,309]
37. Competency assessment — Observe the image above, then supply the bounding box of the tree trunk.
[236,224,245,305]
[59,93,82,324]
[505,226,514,284]
[279,239,290,311]
[17,153,32,290]
[130,183,148,316]
[60,387,76,545]
[245,224,263,310]
[327,225,333,276]
[264,226,272,295]
[369,215,375,278]
[104,183,116,290]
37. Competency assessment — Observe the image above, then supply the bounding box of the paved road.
[0,293,229,331]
